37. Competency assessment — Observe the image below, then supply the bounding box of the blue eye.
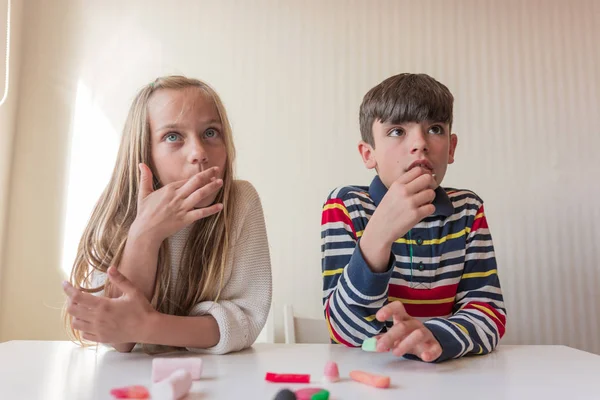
[163,132,181,143]
[388,128,405,137]
[204,128,219,139]
[428,125,444,135]
[165,133,180,142]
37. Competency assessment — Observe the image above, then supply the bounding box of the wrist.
[360,229,393,273]
[139,309,162,344]
[128,221,163,249]
[366,212,397,247]
[362,223,394,252]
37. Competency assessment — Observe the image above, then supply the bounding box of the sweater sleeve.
[186,181,273,355]
[423,203,507,362]
[321,192,395,347]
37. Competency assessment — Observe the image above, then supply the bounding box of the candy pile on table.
[269,338,392,400]
[111,357,203,399]
[111,337,389,399]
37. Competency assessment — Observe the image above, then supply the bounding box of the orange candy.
[349,370,390,389]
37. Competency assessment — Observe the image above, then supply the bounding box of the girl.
[62,76,272,355]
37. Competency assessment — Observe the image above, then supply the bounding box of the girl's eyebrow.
[157,119,222,132]
[157,123,184,132]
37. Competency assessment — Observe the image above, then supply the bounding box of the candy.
[322,361,339,383]
[109,385,150,399]
[349,370,390,389]
[265,373,311,383]
[152,369,192,400]
[152,357,203,382]
[295,388,324,400]
[310,390,330,400]
[273,388,297,400]
[361,337,378,352]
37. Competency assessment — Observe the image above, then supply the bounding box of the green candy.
[311,389,330,400]
[361,337,377,352]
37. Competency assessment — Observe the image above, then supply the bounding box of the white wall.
[0,0,22,322]
[1,0,599,354]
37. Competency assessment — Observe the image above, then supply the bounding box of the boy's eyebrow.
[382,120,449,126]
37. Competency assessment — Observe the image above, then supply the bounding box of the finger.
[66,299,94,320]
[107,267,138,296]
[391,328,426,357]
[416,203,436,221]
[418,340,442,362]
[412,187,436,206]
[185,203,224,223]
[376,301,410,323]
[71,317,93,331]
[397,165,428,185]
[137,163,154,204]
[376,319,421,352]
[81,332,99,342]
[62,282,102,308]
[181,178,223,210]
[176,167,220,199]
[405,172,437,195]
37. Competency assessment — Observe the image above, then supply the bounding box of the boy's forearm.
[360,221,394,273]
[141,311,220,349]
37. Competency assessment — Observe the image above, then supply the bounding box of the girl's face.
[148,87,227,207]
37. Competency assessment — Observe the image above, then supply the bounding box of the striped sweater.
[321,175,506,362]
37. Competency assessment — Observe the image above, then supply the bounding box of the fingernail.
[62,281,69,288]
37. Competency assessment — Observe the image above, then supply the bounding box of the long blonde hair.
[65,76,237,344]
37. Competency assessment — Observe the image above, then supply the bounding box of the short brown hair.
[359,73,454,146]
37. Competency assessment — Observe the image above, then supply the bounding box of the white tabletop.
[0,341,599,399]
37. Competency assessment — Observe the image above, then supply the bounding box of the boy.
[321,73,506,362]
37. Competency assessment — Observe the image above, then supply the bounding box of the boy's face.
[359,120,458,188]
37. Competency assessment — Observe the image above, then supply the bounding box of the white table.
[0,341,599,399]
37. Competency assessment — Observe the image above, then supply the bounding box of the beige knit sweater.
[93,180,272,354]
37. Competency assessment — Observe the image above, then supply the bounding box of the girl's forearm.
[141,312,220,349]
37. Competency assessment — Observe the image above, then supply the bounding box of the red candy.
[265,372,311,383]
[110,385,150,399]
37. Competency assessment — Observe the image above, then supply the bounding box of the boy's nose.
[410,131,428,154]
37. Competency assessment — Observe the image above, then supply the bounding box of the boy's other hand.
[360,167,436,272]
[377,166,436,244]
[375,300,442,362]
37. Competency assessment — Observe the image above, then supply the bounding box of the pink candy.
[322,361,340,383]
[295,387,326,400]
[151,369,192,400]
[152,357,203,382]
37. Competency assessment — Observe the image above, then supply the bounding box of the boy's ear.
[448,133,458,164]
[358,141,377,169]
